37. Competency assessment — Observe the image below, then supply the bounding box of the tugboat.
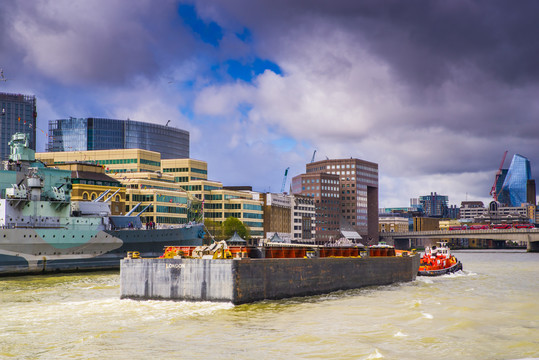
[418,242,462,276]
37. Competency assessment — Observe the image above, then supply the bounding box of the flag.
[18,117,20,122]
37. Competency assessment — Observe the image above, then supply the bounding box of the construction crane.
[281,167,290,193]
[311,150,317,163]
[490,150,508,201]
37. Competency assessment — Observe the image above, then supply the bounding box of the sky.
[1,0,539,208]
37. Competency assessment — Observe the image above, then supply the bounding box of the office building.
[307,158,379,242]
[497,154,532,207]
[446,205,460,219]
[291,194,316,242]
[291,158,379,243]
[291,172,341,243]
[459,200,535,224]
[379,216,409,233]
[36,149,264,236]
[527,179,536,206]
[260,193,292,240]
[0,92,36,161]
[419,192,448,217]
[379,205,423,218]
[459,201,485,220]
[47,118,189,159]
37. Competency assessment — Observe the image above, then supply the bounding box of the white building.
[291,194,316,242]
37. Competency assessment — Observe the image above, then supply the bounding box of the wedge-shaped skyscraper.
[498,154,531,207]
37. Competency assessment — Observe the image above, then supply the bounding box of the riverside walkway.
[379,228,539,252]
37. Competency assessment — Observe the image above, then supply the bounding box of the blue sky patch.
[178,4,223,47]
[225,58,282,82]
[236,28,252,43]
[271,136,297,153]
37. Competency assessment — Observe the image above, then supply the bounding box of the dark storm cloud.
[0,0,200,87]
[202,0,539,86]
[190,0,539,204]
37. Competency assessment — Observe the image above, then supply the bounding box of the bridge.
[379,228,539,252]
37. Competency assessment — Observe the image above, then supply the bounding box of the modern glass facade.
[47,118,189,159]
[498,154,531,207]
[0,92,37,161]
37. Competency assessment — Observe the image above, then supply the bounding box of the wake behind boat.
[418,242,462,276]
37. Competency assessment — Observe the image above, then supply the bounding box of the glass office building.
[47,118,189,159]
[419,192,448,217]
[498,154,531,207]
[0,92,37,161]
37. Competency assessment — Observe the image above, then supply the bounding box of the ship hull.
[417,261,463,277]
[0,224,205,276]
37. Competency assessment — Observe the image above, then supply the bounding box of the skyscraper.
[498,154,532,207]
[0,92,37,161]
[47,118,190,159]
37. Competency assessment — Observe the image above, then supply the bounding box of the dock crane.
[281,167,290,193]
[490,150,508,201]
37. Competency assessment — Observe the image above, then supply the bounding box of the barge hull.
[120,254,421,304]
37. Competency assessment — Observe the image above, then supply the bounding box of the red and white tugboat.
[418,242,462,276]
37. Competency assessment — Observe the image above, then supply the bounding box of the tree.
[223,217,250,239]
[204,219,224,240]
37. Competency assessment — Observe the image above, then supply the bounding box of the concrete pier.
[120,254,420,304]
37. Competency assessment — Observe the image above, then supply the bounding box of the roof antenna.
[166,120,171,127]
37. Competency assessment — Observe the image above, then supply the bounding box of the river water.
[1,250,538,360]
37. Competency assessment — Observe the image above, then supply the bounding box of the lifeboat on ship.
[418,242,462,276]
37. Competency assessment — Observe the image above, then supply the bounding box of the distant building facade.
[379,205,424,218]
[419,192,448,217]
[379,216,409,233]
[36,149,264,236]
[459,200,535,224]
[302,158,379,244]
[260,193,292,240]
[446,205,460,219]
[291,194,316,242]
[47,118,189,159]
[291,172,341,243]
[413,217,440,231]
[51,162,126,215]
[459,201,485,220]
[0,92,36,161]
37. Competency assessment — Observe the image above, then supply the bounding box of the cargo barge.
[120,243,421,304]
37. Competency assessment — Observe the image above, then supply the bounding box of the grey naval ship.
[0,133,205,276]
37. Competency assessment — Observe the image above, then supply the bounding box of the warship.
[0,133,205,276]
